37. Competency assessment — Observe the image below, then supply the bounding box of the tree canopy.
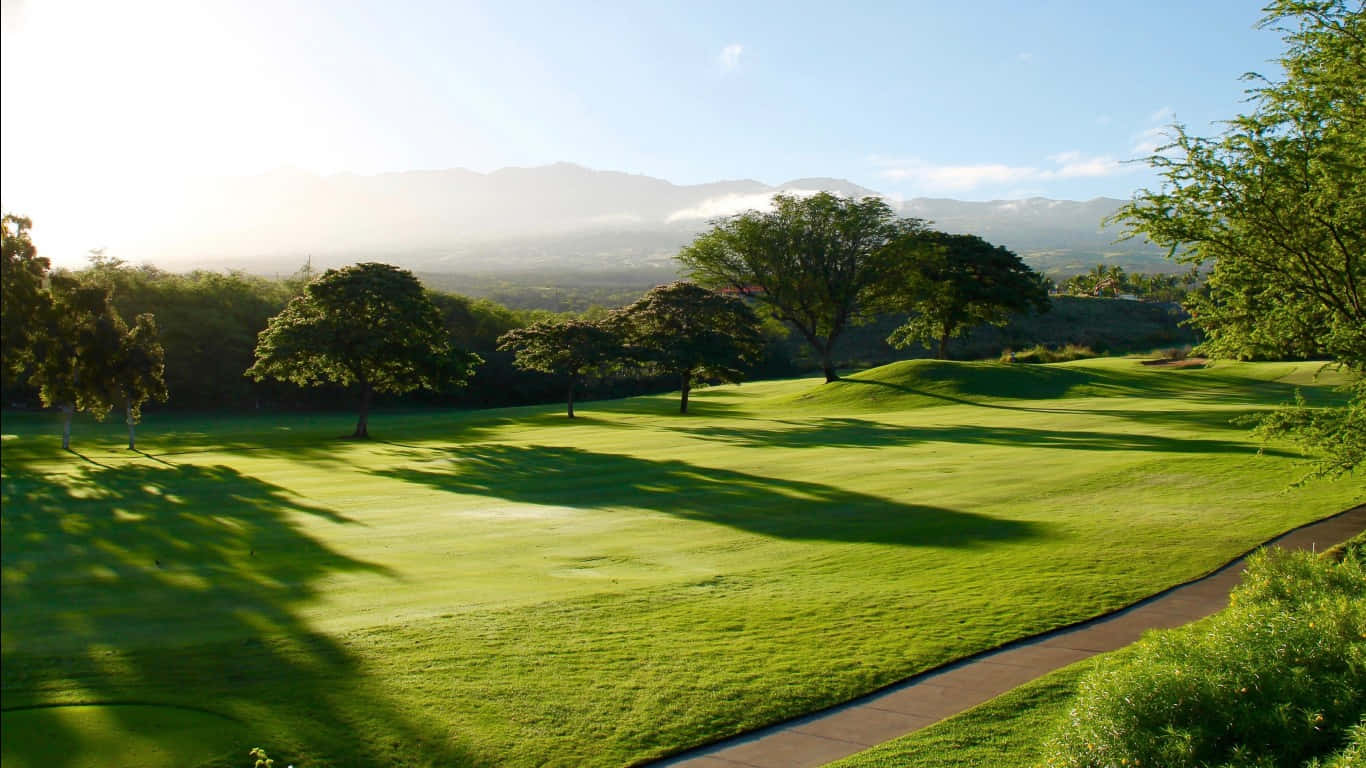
[875,232,1050,359]
[679,192,926,382]
[247,262,481,438]
[615,281,763,414]
[1,214,51,384]
[1111,0,1365,477]
[497,319,620,418]
[27,278,167,450]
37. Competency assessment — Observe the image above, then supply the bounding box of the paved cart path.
[652,505,1366,768]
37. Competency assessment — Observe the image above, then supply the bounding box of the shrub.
[1003,344,1098,364]
[1041,545,1366,768]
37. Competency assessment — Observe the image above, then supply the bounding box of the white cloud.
[872,151,1133,193]
[667,187,824,222]
[1131,106,1177,155]
[718,43,744,72]
[1047,151,1125,178]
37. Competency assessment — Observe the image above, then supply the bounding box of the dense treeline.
[0,255,1197,415]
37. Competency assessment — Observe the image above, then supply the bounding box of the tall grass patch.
[1043,545,1366,768]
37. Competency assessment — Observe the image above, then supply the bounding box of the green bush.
[1003,344,1098,364]
[1042,545,1366,768]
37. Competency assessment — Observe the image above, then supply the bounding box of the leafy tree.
[615,281,763,414]
[1,213,51,383]
[497,319,620,418]
[1110,0,1365,477]
[876,233,1050,359]
[115,312,168,449]
[247,262,481,438]
[30,280,165,450]
[679,192,926,382]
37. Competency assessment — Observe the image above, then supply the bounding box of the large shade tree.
[248,262,481,438]
[876,233,1051,359]
[30,278,167,450]
[496,319,620,418]
[679,192,926,382]
[615,281,763,414]
[1110,0,1365,477]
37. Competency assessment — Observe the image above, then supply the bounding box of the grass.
[1,357,1361,767]
[831,532,1366,768]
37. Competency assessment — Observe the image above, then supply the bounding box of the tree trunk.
[353,383,372,439]
[126,399,136,450]
[61,404,73,450]
[566,376,577,419]
[818,343,840,382]
[679,370,692,414]
[938,325,952,360]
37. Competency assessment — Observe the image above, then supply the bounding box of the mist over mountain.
[140,162,1167,278]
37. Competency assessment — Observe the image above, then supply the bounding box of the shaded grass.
[1,358,1361,767]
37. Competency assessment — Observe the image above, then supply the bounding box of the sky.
[1,0,1287,263]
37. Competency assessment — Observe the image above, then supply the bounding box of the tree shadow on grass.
[373,444,1045,548]
[0,463,474,768]
[660,416,1295,457]
[834,364,1334,412]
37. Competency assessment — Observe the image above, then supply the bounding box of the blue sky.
[2,0,1285,256]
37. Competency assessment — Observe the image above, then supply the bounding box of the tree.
[30,279,165,450]
[679,192,926,382]
[496,319,620,418]
[1110,0,1365,477]
[615,281,763,414]
[1,213,52,383]
[247,262,481,438]
[116,312,168,449]
[876,233,1050,359]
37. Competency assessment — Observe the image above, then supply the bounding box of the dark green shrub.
[1042,546,1366,768]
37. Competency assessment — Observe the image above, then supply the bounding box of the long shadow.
[661,416,1295,457]
[835,364,1346,413]
[374,444,1045,548]
[0,463,473,768]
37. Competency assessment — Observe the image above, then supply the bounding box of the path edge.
[640,502,1366,768]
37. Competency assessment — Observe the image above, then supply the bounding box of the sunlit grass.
[1,358,1359,767]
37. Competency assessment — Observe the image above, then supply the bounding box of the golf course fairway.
[2,357,1360,767]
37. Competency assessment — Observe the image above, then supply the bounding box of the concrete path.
[652,505,1366,768]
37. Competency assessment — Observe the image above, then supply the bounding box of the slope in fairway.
[0,358,1359,767]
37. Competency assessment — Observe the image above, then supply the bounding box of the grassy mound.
[1,360,1360,767]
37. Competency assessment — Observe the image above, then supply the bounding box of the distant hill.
[136,163,1168,278]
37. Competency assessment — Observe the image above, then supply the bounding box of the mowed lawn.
[1,358,1360,768]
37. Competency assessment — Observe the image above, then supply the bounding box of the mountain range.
[143,162,1170,278]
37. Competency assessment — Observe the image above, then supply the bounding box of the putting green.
[1,358,1360,767]
[0,704,244,768]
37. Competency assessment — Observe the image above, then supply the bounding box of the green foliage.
[248,263,481,438]
[1001,344,1097,364]
[1042,546,1366,768]
[25,277,168,449]
[1059,264,1199,302]
[615,281,763,413]
[679,192,926,382]
[1250,377,1365,481]
[0,213,51,384]
[497,319,620,417]
[877,233,1050,359]
[1110,1,1365,474]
